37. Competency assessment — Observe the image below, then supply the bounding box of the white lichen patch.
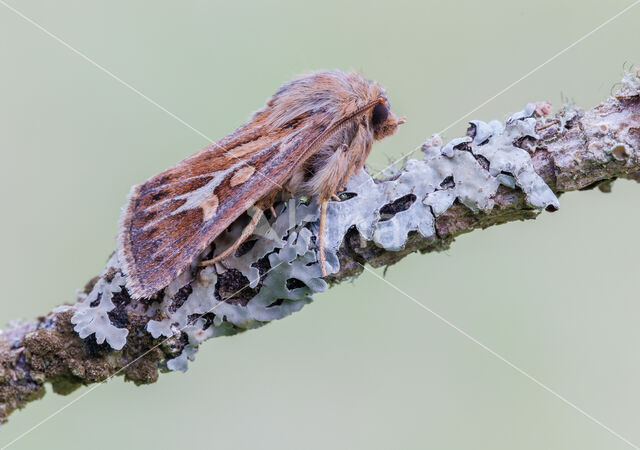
[212,200,320,288]
[145,225,324,370]
[146,266,219,339]
[322,103,558,255]
[70,254,129,350]
[72,103,559,369]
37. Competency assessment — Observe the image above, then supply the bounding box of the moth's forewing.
[118,119,327,299]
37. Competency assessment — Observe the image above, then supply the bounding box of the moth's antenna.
[295,97,386,166]
[329,97,386,132]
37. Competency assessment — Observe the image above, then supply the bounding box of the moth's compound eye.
[371,103,389,128]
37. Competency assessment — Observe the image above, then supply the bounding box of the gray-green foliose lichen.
[70,103,559,370]
[66,257,129,350]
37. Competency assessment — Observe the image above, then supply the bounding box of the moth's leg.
[269,206,277,218]
[199,207,265,267]
[319,198,328,277]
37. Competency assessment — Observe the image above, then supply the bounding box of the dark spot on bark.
[564,116,578,129]
[83,335,113,357]
[112,290,131,308]
[474,154,491,171]
[169,285,193,313]
[175,331,189,348]
[200,313,217,329]
[107,290,132,328]
[89,293,102,308]
[286,278,306,290]
[215,269,259,306]
[236,239,257,257]
[379,194,417,221]
[336,192,358,201]
[267,299,284,308]
[343,226,367,261]
[513,135,536,151]
[105,292,129,327]
[453,141,472,152]
[186,314,200,325]
[137,294,160,307]
[440,176,455,189]
[252,255,272,277]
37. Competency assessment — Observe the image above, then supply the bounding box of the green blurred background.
[1,1,639,449]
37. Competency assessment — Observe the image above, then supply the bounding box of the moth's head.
[370,98,405,141]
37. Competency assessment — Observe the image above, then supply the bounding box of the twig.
[1,70,638,424]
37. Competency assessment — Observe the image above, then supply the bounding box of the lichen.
[69,254,129,350]
[323,102,558,254]
[70,103,560,369]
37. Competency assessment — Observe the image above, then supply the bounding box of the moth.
[118,70,405,299]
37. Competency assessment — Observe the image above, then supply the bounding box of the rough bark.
[1,72,639,424]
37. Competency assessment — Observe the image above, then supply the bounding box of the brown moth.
[118,70,405,299]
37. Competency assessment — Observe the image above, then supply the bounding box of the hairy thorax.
[286,118,374,199]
